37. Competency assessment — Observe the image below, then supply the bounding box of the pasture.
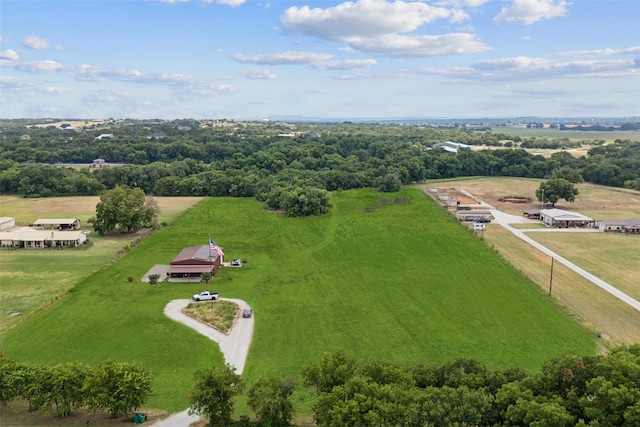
[1,187,595,416]
[0,196,203,332]
[424,177,640,345]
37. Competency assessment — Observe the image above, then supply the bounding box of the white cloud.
[349,33,489,57]
[22,35,62,50]
[238,68,277,79]
[0,49,19,61]
[412,55,637,81]
[493,0,570,25]
[312,59,377,70]
[42,86,64,93]
[281,0,454,40]
[232,51,334,65]
[558,46,640,57]
[0,35,6,44]
[0,75,32,89]
[436,0,489,6]
[280,0,486,57]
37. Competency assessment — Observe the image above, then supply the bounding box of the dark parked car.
[242,308,252,318]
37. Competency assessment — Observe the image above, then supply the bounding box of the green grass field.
[0,196,203,333]
[1,187,595,415]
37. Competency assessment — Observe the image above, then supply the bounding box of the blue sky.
[1,0,638,120]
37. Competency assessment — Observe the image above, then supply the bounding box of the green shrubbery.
[0,356,153,419]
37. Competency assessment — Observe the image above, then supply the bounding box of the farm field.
[1,187,595,418]
[495,126,640,142]
[424,177,640,345]
[0,196,203,332]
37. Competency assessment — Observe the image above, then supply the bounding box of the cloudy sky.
[1,0,638,120]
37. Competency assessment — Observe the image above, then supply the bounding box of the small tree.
[201,272,212,291]
[148,273,160,292]
[248,374,298,427]
[189,364,244,426]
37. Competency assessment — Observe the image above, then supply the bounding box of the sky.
[0,0,638,120]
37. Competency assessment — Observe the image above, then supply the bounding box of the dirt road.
[489,208,640,312]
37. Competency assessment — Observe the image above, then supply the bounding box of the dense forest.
[1,120,638,215]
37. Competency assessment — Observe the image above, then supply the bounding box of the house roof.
[171,245,219,265]
[0,217,15,224]
[599,218,640,227]
[0,229,86,242]
[540,209,593,221]
[459,210,492,215]
[34,218,80,226]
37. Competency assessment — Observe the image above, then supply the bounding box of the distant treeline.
[1,121,639,200]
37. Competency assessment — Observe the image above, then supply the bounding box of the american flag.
[209,237,224,258]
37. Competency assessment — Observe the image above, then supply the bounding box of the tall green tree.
[93,186,158,235]
[536,178,579,207]
[82,360,154,417]
[189,365,244,426]
[247,374,297,427]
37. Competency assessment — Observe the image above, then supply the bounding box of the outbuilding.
[540,209,594,228]
[598,218,640,234]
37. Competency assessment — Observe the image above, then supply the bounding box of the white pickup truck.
[192,291,219,301]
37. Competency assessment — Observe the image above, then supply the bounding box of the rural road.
[150,298,254,427]
[489,207,640,313]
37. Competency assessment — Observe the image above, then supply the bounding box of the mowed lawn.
[1,187,595,412]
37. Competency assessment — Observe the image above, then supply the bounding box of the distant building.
[0,217,88,248]
[147,132,167,139]
[19,134,31,140]
[598,218,640,234]
[94,133,113,140]
[90,158,109,168]
[433,141,472,153]
[540,209,594,228]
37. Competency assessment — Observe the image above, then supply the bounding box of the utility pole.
[541,188,545,209]
[549,257,554,295]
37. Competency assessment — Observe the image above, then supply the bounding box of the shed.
[33,218,82,230]
[457,210,492,222]
[0,217,16,231]
[598,218,640,234]
[540,209,594,228]
[523,209,540,219]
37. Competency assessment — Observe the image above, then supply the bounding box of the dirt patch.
[183,300,240,334]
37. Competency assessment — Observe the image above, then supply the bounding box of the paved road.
[150,298,254,427]
[489,208,640,312]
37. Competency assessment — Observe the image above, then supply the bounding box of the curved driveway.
[490,208,640,312]
[151,298,254,427]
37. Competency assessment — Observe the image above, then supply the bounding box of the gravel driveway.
[151,298,254,426]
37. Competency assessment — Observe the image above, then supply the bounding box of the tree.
[536,178,579,207]
[83,360,154,417]
[189,365,244,426]
[148,273,160,292]
[247,374,297,426]
[93,186,158,235]
[201,272,212,291]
